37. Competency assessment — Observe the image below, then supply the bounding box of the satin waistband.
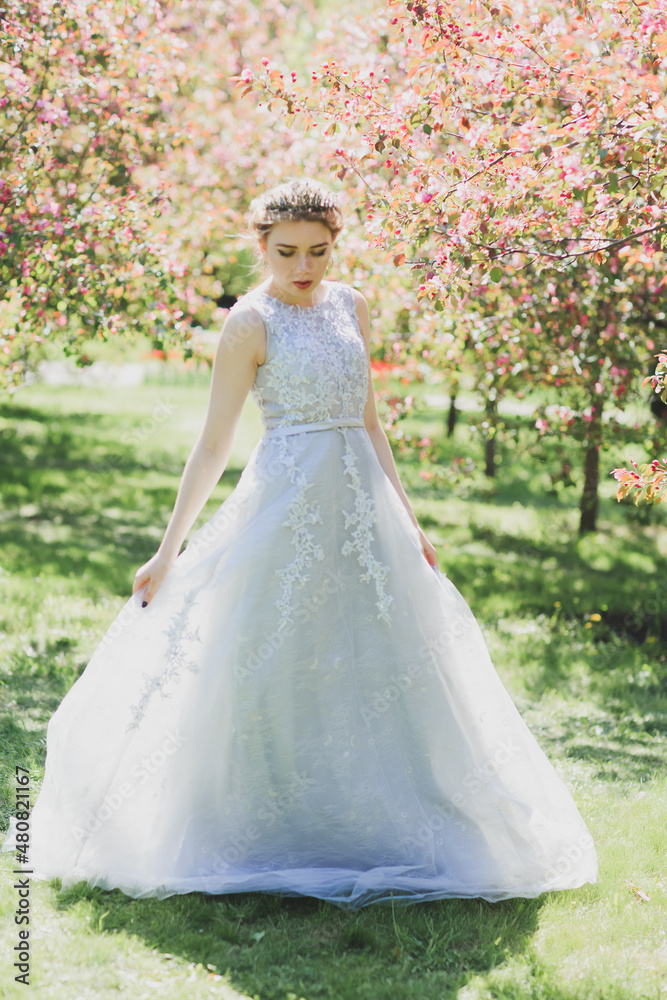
[263,418,365,438]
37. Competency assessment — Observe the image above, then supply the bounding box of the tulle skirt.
[2,426,597,907]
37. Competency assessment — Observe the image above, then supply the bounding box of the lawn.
[0,369,665,1000]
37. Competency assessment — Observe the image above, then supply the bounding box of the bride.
[4,178,597,908]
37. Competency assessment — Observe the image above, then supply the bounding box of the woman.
[4,179,597,908]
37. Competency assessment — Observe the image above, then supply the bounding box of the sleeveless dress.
[2,280,597,907]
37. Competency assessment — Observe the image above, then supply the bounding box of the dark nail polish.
[142,601,147,608]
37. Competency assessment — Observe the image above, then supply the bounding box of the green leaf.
[490,267,503,282]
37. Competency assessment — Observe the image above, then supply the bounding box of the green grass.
[0,372,666,1000]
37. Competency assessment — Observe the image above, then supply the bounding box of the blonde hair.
[248,179,344,242]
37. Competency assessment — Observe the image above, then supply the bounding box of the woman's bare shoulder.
[344,285,369,321]
[227,290,267,323]
[341,284,368,308]
[217,296,267,363]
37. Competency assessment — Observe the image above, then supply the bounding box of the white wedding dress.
[2,280,597,907]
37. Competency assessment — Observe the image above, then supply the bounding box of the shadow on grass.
[0,638,76,733]
[564,741,666,782]
[437,517,667,632]
[0,401,241,596]
[50,881,549,999]
[0,714,47,830]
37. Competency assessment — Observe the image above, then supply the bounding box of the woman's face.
[260,220,334,305]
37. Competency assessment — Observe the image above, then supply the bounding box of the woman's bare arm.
[352,289,438,567]
[133,306,266,603]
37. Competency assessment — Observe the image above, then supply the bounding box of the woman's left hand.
[417,527,438,569]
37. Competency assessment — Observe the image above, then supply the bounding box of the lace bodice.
[232,281,368,429]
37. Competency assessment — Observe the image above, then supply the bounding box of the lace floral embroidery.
[240,283,390,630]
[246,283,368,429]
[274,434,325,632]
[264,356,324,425]
[126,592,202,732]
[340,432,393,624]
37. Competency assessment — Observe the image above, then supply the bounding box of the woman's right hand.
[132,550,176,607]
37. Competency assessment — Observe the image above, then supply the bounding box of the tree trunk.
[447,392,458,438]
[485,437,495,478]
[579,398,603,534]
[484,396,497,478]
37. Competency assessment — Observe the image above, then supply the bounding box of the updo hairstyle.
[248,179,344,243]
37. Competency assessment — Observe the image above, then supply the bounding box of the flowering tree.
[0,0,356,389]
[399,253,662,530]
[507,256,662,531]
[0,0,199,388]
[6,0,665,531]
[253,0,667,289]
[612,352,667,506]
[247,0,667,530]
[145,0,328,336]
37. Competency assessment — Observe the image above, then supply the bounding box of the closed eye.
[276,250,328,258]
